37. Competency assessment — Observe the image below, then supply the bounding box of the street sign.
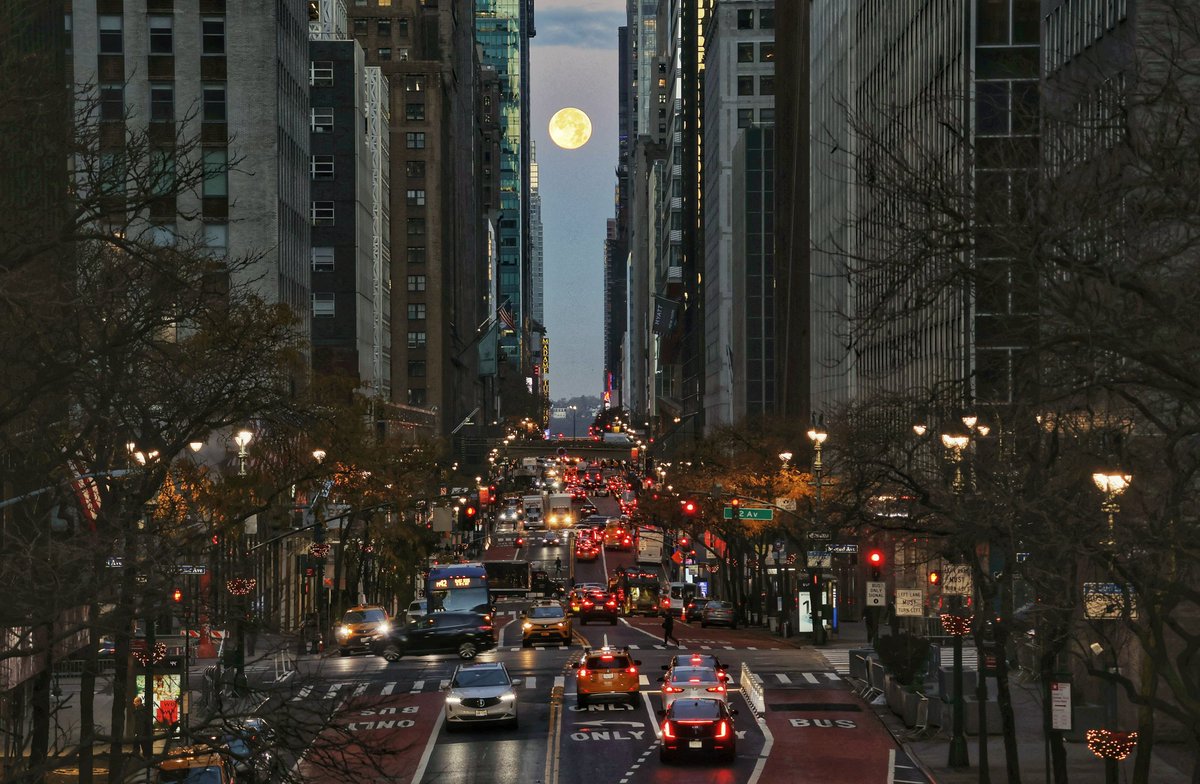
[806,551,831,568]
[808,531,832,540]
[1051,682,1072,730]
[866,581,886,607]
[175,564,207,576]
[943,565,973,596]
[827,543,858,553]
[895,589,923,617]
[722,506,773,521]
[1083,582,1138,620]
[775,497,797,511]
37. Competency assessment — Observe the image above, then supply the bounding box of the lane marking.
[641,691,661,737]
[290,685,312,701]
[639,675,649,686]
[352,682,368,696]
[409,699,443,784]
[544,680,565,784]
[410,679,425,694]
[525,676,537,689]
[324,683,346,699]
[380,682,395,695]
[802,672,819,684]
[775,674,792,684]
[888,748,896,784]
[747,689,773,784]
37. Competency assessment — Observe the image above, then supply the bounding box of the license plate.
[603,673,614,680]
[688,741,703,749]
[476,710,488,717]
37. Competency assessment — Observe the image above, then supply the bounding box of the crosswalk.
[288,670,837,702]
[819,647,979,675]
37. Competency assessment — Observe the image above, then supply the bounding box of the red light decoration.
[134,642,168,666]
[226,577,257,596]
[940,613,972,636]
[1086,729,1138,760]
[309,542,331,559]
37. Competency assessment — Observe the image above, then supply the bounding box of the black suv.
[371,612,496,660]
[579,591,621,625]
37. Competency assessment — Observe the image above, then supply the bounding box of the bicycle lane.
[297,691,446,783]
[755,686,930,783]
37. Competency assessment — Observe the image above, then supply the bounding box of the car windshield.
[529,606,564,619]
[670,667,718,682]
[586,655,630,670]
[706,601,730,610]
[343,609,386,624]
[160,766,224,783]
[671,700,722,719]
[453,669,510,688]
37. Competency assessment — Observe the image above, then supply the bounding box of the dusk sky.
[531,0,624,401]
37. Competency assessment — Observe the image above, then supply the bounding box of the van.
[405,599,427,624]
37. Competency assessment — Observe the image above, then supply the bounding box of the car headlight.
[522,622,533,630]
[556,622,565,627]
[337,626,351,638]
[501,692,516,701]
[377,622,390,635]
[445,696,462,704]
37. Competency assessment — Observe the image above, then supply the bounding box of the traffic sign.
[866,581,886,607]
[775,497,797,511]
[722,506,773,521]
[895,589,923,617]
[808,531,832,540]
[827,543,858,553]
[806,551,832,568]
[1083,582,1138,619]
[943,565,973,596]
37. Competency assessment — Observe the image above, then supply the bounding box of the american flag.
[497,301,516,331]
[68,458,101,530]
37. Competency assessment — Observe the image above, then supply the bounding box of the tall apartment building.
[348,0,488,438]
[69,0,312,327]
[309,7,392,399]
[476,0,535,367]
[529,143,544,327]
[701,0,775,428]
[603,217,626,404]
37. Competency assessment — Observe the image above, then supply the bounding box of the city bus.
[425,563,492,615]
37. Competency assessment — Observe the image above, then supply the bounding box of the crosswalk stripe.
[352,683,368,696]
[629,645,640,650]
[410,679,425,693]
[775,674,792,684]
[324,683,345,699]
[380,682,396,695]
[653,645,666,650]
[700,645,712,650]
[639,675,650,686]
[525,676,536,689]
[723,646,734,650]
[554,676,565,690]
[802,672,819,684]
[290,685,312,701]
[747,646,758,651]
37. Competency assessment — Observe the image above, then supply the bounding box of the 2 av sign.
[723,507,774,521]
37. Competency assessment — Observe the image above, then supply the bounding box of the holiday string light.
[786,553,797,564]
[226,577,257,596]
[133,641,168,666]
[309,542,331,559]
[940,613,972,637]
[1086,729,1137,760]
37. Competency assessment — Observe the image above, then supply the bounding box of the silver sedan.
[443,662,519,730]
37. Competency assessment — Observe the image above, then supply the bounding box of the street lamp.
[1091,471,1131,546]
[234,429,253,476]
[806,415,829,646]
[938,425,972,769]
[312,448,327,464]
[941,432,969,493]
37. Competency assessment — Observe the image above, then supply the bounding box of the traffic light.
[459,504,479,529]
[681,499,698,516]
[729,497,741,509]
[172,588,183,604]
[678,535,690,549]
[928,569,942,587]
[867,549,885,581]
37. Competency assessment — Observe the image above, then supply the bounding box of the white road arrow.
[577,720,646,728]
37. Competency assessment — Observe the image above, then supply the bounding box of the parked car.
[194,717,281,783]
[443,661,519,731]
[658,665,727,711]
[658,698,738,764]
[700,600,738,629]
[336,605,392,655]
[158,750,235,783]
[371,611,495,660]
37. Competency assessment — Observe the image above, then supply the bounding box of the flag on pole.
[67,458,101,530]
[497,301,516,331]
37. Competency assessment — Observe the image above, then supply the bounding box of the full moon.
[548,107,593,150]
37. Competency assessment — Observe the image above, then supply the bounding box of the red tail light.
[577,668,589,678]
[479,625,493,632]
[662,685,684,694]
[715,720,730,739]
[662,720,675,739]
[688,678,700,683]
[706,684,726,693]
[626,666,638,675]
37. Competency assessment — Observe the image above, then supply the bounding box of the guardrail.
[740,661,766,716]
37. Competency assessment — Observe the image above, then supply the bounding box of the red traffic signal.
[465,506,478,518]
[730,497,741,508]
[679,536,690,548]
[172,588,183,603]
[681,500,698,516]
[867,549,884,567]
[928,570,942,586]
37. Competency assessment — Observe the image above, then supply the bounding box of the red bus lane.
[758,687,902,782]
[299,692,445,783]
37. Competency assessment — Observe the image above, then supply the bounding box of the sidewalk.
[808,621,1193,784]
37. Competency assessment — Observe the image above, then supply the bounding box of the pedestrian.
[661,611,680,647]
[554,556,563,576]
[245,612,259,657]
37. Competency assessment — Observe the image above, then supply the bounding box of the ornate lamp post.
[942,612,972,768]
[1091,470,1130,546]
[233,429,253,476]
[806,416,829,646]
[226,576,256,695]
[1090,468,1130,783]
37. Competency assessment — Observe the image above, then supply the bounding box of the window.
[311,107,334,133]
[99,84,124,121]
[311,201,335,226]
[310,61,334,87]
[406,103,425,121]
[736,9,753,29]
[397,47,410,61]
[407,218,425,236]
[397,17,409,36]
[202,222,228,256]
[311,247,335,272]
[407,388,426,405]
[149,223,176,246]
[312,292,336,318]
[150,83,174,122]
[737,43,754,63]
[758,9,774,28]
[407,303,426,320]
[406,189,425,206]
[202,83,226,123]
[759,43,775,62]
[148,16,173,54]
[311,155,335,180]
[407,246,426,264]
[202,149,228,197]
[150,149,175,196]
[737,76,754,96]
[201,16,225,55]
[407,275,426,292]
[378,47,392,60]
[737,108,753,128]
[759,108,775,123]
[353,18,367,35]
[406,160,425,178]
[377,18,391,36]
[99,15,122,54]
[976,81,1009,134]
[759,76,774,96]
[407,331,426,348]
[405,132,425,149]
[406,75,425,92]
[407,360,426,377]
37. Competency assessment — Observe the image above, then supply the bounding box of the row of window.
[737,74,774,97]
[352,17,410,38]
[311,202,429,233]
[736,8,775,31]
[736,42,775,63]
[737,108,775,129]
[134,221,227,252]
[311,62,426,91]
[1044,0,1129,73]
[100,82,225,124]
[97,14,225,56]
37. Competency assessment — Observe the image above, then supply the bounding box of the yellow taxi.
[336,605,392,655]
[521,600,572,647]
[572,643,642,707]
[158,749,233,783]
